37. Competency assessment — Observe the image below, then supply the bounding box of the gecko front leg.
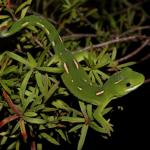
[93,105,113,135]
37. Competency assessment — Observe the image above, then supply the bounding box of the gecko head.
[104,67,145,98]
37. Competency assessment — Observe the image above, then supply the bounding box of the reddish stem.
[6,0,11,9]
[0,114,19,128]
[19,119,28,142]
[2,90,22,116]
[31,141,36,150]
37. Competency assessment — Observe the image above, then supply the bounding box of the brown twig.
[80,35,148,51]
[139,53,150,63]
[2,90,22,116]
[121,26,150,36]
[19,119,28,142]
[62,33,97,41]
[0,114,19,128]
[144,78,150,84]
[116,39,149,63]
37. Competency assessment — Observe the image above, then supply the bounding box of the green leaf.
[24,117,46,124]
[7,141,16,150]
[27,52,37,68]
[22,92,35,111]
[90,122,106,133]
[37,47,49,66]
[60,117,85,123]
[0,15,10,19]
[6,51,30,66]
[52,100,72,112]
[15,0,32,15]
[20,6,30,19]
[96,70,109,80]
[79,101,87,117]
[37,143,42,150]
[24,111,38,117]
[30,104,45,112]
[111,47,117,61]
[86,104,93,119]
[93,70,103,85]
[35,71,47,98]
[117,62,136,68]
[40,133,60,145]
[20,70,33,101]
[0,136,8,145]
[15,140,20,150]
[0,81,11,93]
[69,124,83,133]
[37,67,63,73]
[2,65,18,75]
[44,82,59,102]
[77,124,89,150]
[11,122,20,134]
[55,129,67,141]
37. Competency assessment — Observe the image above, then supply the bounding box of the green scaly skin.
[0,15,145,134]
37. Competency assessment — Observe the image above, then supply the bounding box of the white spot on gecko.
[73,59,79,69]
[21,22,29,27]
[77,87,82,91]
[71,80,74,83]
[114,79,122,84]
[59,36,63,42]
[63,63,69,74]
[83,79,87,82]
[45,28,50,35]
[96,90,104,96]
[36,22,45,28]
[52,41,55,47]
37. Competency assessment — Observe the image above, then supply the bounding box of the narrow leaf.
[55,129,67,141]
[7,51,30,66]
[40,133,60,145]
[35,71,47,97]
[77,124,89,150]
[20,70,33,101]
[27,52,37,68]
[24,111,38,117]
[60,117,85,123]
[90,122,106,133]
[69,124,83,133]
[24,117,46,124]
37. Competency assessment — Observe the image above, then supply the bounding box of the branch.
[144,78,150,84]
[0,114,19,128]
[62,33,97,41]
[2,90,22,116]
[121,26,150,36]
[80,35,148,51]
[116,39,149,63]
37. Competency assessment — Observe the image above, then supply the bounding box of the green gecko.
[0,15,145,134]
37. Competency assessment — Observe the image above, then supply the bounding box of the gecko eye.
[126,82,131,87]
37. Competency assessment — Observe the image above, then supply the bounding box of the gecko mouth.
[125,83,142,92]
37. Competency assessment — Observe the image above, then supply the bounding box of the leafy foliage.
[0,0,149,149]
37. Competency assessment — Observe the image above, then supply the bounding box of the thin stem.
[62,33,97,41]
[2,90,22,116]
[19,119,28,142]
[0,114,19,128]
[116,39,149,63]
[144,78,150,84]
[81,35,148,51]
[121,26,150,36]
